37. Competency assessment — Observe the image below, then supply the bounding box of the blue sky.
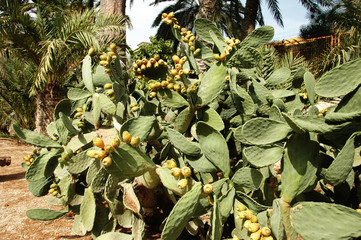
[126,0,310,49]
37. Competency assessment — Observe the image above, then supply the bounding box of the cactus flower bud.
[93,137,105,149]
[177,178,188,189]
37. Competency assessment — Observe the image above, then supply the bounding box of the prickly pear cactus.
[15,12,361,240]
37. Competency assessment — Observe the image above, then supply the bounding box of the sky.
[126,0,311,49]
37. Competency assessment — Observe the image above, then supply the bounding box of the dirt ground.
[0,138,92,240]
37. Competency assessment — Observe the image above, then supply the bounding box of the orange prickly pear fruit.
[170,167,181,177]
[93,137,105,149]
[166,159,177,169]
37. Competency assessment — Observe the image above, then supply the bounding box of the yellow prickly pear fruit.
[95,150,107,160]
[122,131,132,144]
[238,211,248,219]
[167,83,174,89]
[181,166,192,177]
[232,235,240,240]
[93,137,105,149]
[244,220,252,230]
[245,209,254,219]
[104,144,115,154]
[249,223,260,233]
[261,227,272,237]
[166,159,177,169]
[61,152,70,161]
[111,137,121,148]
[149,92,157,98]
[177,178,188,189]
[250,215,258,223]
[203,184,213,194]
[170,69,178,76]
[263,236,274,240]
[48,188,55,194]
[52,190,59,196]
[100,54,107,61]
[110,43,116,52]
[130,136,140,147]
[131,106,140,112]
[86,150,97,158]
[104,83,113,89]
[250,230,262,240]
[26,161,31,166]
[357,209,361,213]
[172,55,180,63]
[102,156,112,167]
[170,167,182,177]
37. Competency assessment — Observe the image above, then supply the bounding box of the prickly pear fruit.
[203,184,213,194]
[238,211,248,219]
[249,223,260,233]
[261,227,271,237]
[244,220,252,230]
[250,230,261,240]
[122,131,132,144]
[181,166,192,177]
[104,144,114,153]
[250,215,258,223]
[102,156,112,167]
[130,136,140,147]
[166,159,177,169]
[236,203,247,212]
[104,83,113,89]
[111,137,121,148]
[177,178,188,189]
[170,167,182,177]
[93,137,105,149]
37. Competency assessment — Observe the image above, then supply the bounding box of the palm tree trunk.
[100,0,127,68]
[241,0,260,40]
[34,85,63,135]
[196,0,218,20]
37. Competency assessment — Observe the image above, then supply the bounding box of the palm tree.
[241,0,335,39]
[0,0,128,134]
[151,0,245,40]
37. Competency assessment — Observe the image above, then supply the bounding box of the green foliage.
[14,14,361,240]
[131,36,174,63]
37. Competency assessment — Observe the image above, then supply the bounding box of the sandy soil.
[0,138,92,240]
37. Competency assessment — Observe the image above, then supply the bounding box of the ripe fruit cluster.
[129,102,139,112]
[99,43,117,73]
[87,137,120,167]
[121,131,141,148]
[23,153,35,166]
[164,159,194,189]
[162,12,200,55]
[132,54,168,79]
[214,37,241,62]
[236,204,273,240]
[104,83,115,100]
[48,183,60,197]
[74,105,87,128]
